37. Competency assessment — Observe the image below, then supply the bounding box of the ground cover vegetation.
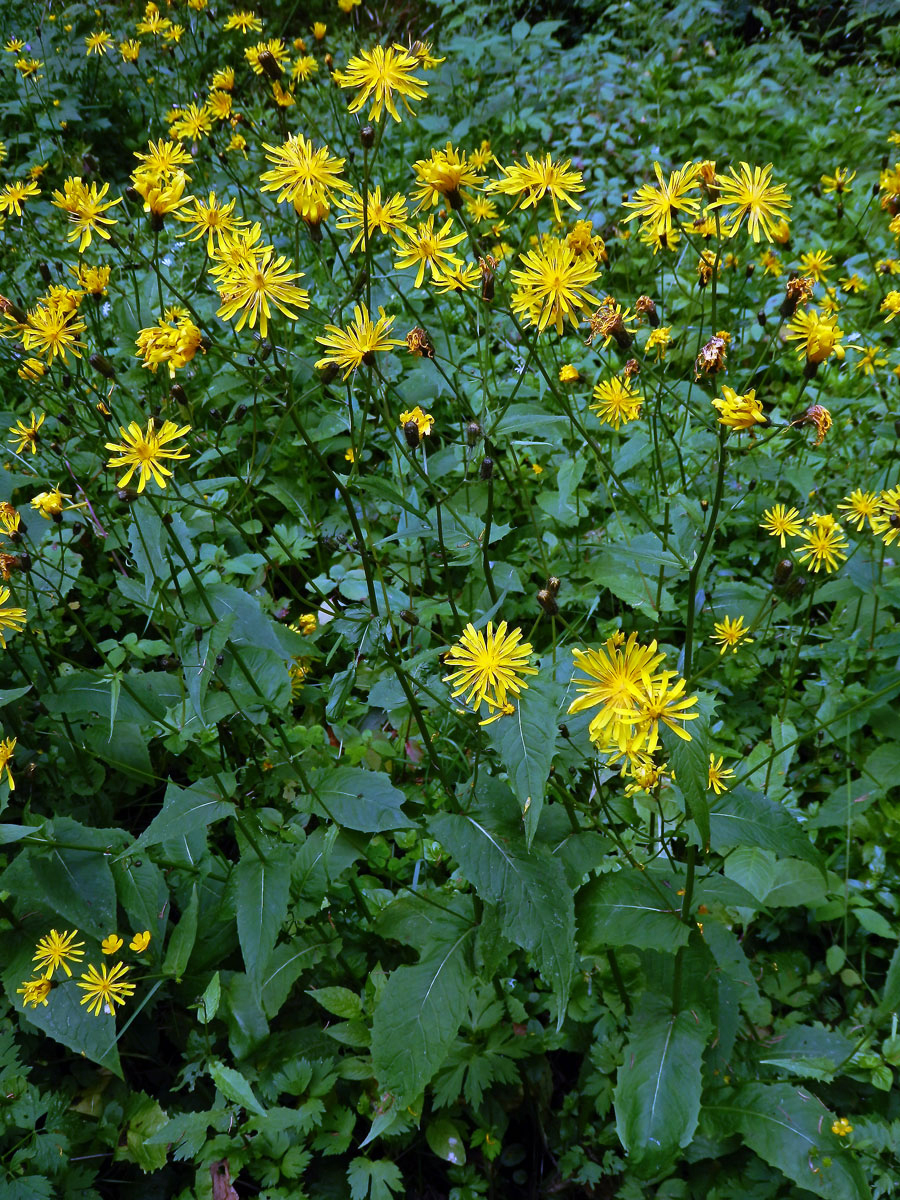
[1,0,900,1195]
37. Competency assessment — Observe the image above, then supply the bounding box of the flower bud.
[479,457,494,480]
[745,263,755,278]
[403,419,420,449]
[360,124,376,149]
[116,487,138,503]
[547,576,561,595]
[171,383,187,404]
[537,588,558,615]
[399,608,418,626]
[89,352,116,379]
[257,48,282,80]
[38,261,52,283]
[0,296,27,324]
[774,559,793,585]
[623,358,640,379]
[757,310,766,327]
[466,421,482,445]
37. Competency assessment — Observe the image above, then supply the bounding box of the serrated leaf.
[429,782,574,1016]
[577,869,690,954]
[484,674,563,846]
[615,995,710,1176]
[347,1156,404,1200]
[309,986,363,1019]
[209,1060,267,1117]
[703,1083,870,1200]
[234,843,292,985]
[708,786,822,869]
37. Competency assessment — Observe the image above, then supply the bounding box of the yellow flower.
[798,249,833,282]
[33,928,85,979]
[260,133,348,217]
[590,376,643,430]
[831,1118,853,1138]
[105,418,191,493]
[443,621,539,723]
[71,263,111,296]
[78,961,136,1016]
[786,309,845,364]
[245,38,289,74]
[9,411,45,455]
[312,22,327,39]
[344,447,356,463]
[132,168,193,222]
[31,487,76,520]
[622,160,702,237]
[17,977,51,1008]
[759,248,783,276]
[645,325,672,360]
[214,246,309,340]
[412,142,481,211]
[0,733,14,789]
[0,585,26,648]
[559,363,580,383]
[134,138,192,176]
[85,30,114,55]
[400,406,434,437]
[171,103,213,143]
[338,44,427,123]
[760,504,804,547]
[315,303,405,379]
[224,10,262,32]
[0,504,20,537]
[568,633,667,751]
[0,179,41,217]
[136,315,204,376]
[712,386,765,432]
[393,214,467,288]
[49,176,121,253]
[101,934,124,955]
[820,168,855,195]
[18,357,46,382]
[880,290,900,322]
[796,515,848,573]
[618,671,699,755]
[840,273,867,294]
[291,55,318,83]
[294,614,317,636]
[710,162,791,243]
[120,39,141,62]
[707,755,735,795]
[432,263,481,293]
[211,65,235,90]
[510,239,602,335]
[15,58,44,78]
[130,930,151,952]
[711,615,753,655]
[177,191,247,255]
[837,490,880,531]
[338,0,361,10]
[872,487,900,546]
[487,152,584,223]
[336,187,410,251]
[567,218,606,261]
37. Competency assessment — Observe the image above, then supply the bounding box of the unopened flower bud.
[403,419,420,449]
[757,310,766,327]
[89,352,116,379]
[61,372,72,389]
[547,576,561,595]
[0,296,28,324]
[116,487,138,503]
[774,559,793,585]
[479,255,497,303]
[399,608,418,626]
[125,185,141,203]
[479,457,494,480]
[537,588,558,615]
[466,421,482,445]
[360,124,375,149]
[257,48,282,80]
[38,261,52,283]
[171,383,187,405]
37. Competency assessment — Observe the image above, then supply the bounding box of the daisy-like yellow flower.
[260,133,349,219]
[711,615,753,655]
[568,633,666,750]
[17,358,46,382]
[466,195,499,223]
[136,314,204,377]
[215,246,309,339]
[872,487,900,546]
[133,138,192,177]
[622,160,701,237]
[171,103,213,143]
[315,303,405,380]
[105,418,191,493]
[820,168,856,195]
[837,489,880,531]
[207,90,232,121]
[245,38,289,75]
[0,179,40,217]
[211,65,235,90]
[78,961,136,1017]
[101,934,124,955]
[487,152,584,223]
[21,301,86,363]
[567,218,607,261]
[15,57,44,79]
[224,10,262,32]
[432,263,481,293]
[336,187,410,250]
[0,734,15,789]
[710,162,791,243]
[712,386,765,432]
[798,249,834,282]
[4,38,25,53]
[177,191,247,255]
[0,504,19,537]
[393,214,467,288]
[50,177,121,253]
[312,21,326,39]
[400,406,434,438]
[130,930,152,952]
[291,54,318,83]
[71,263,111,296]
[786,309,845,364]
[840,273,867,294]
[85,30,114,55]
[618,671,699,754]
[760,248,783,276]
[708,755,735,795]
[760,504,804,547]
[120,39,141,62]
[590,375,643,430]
[880,290,900,322]
[9,411,45,455]
[31,487,85,520]
[17,977,51,1008]
[510,239,602,336]
[33,928,85,979]
[796,514,848,573]
[443,621,539,723]
[645,325,672,360]
[136,2,171,35]
[338,44,427,124]
[559,363,580,383]
[411,142,481,211]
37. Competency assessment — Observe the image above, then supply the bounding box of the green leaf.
[309,766,412,832]
[484,674,563,846]
[28,817,119,934]
[0,684,31,706]
[0,823,42,845]
[664,705,711,851]
[209,1059,267,1117]
[117,1092,169,1173]
[703,1083,870,1200]
[370,895,475,1114]
[426,1117,467,1165]
[200,971,221,1023]
[873,940,900,1024]
[429,782,575,1015]
[615,995,711,1176]
[309,986,363,1020]
[133,777,235,850]
[577,869,690,954]
[234,843,292,985]
[162,884,199,979]
[708,786,822,869]
[347,1156,404,1200]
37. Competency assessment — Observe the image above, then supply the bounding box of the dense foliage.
[1,1,900,1197]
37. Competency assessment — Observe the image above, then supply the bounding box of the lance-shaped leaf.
[234,842,293,986]
[577,868,689,954]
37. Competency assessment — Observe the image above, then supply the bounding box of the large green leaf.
[703,1083,870,1200]
[234,843,293,985]
[614,994,710,1176]
[429,782,575,1013]
[371,893,476,1113]
[209,1059,267,1117]
[484,673,563,845]
[663,699,713,851]
[577,869,690,954]
[708,786,822,868]
[308,766,413,832]
[27,817,120,935]
[162,884,199,979]
[132,776,235,850]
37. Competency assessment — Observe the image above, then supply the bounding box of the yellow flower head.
[9,411,45,455]
[315,303,405,379]
[760,504,804,548]
[130,930,152,952]
[78,961,136,1016]
[400,406,434,438]
[509,239,602,336]
[105,418,191,493]
[487,152,584,223]
[710,162,791,243]
[590,376,643,430]
[708,755,735,795]
[338,44,427,123]
[443,621,538,723]
[712,386,765,432]
[33,928,85,979]
[711,615,753,655]
[101,934,124,955]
